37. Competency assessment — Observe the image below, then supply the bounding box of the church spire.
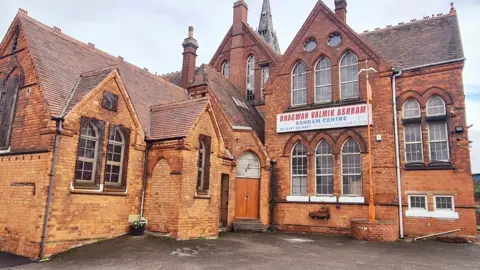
[258,0,281,53]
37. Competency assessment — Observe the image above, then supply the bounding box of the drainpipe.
[269,159,277,232]
[139,141,152,219]
[40,116,63,260]
[392,69,404,239]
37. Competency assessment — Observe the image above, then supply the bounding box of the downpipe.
[140,141,152,219]
[268,159,277,232]
[392,69,404,239]
[40,117,63,260]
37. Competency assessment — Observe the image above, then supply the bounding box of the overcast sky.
[2,0,480,172]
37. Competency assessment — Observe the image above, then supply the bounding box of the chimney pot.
[181,26,199,89]
[334,0,348,23]
[233,0,248,35]
[188,26,194,38]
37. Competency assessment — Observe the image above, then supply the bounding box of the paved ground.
[0,252,32,269]
[8,232,480,270]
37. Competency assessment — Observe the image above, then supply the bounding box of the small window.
[197,135,211,194]
[327,33,342,47]
[291,62,308,106]
[291,142,307,196]
[316,141,333,195]
[246,56,256,102]
[427,96,446,116]
[403,99,421,119]
[428,122,449,162]
[105,127,125,186]
[340,52,359,100]
[236,152,260,178]
[260,66,270,103]
[404,124,423,163]
[102,91,119,112]
[342,139,362,196]
[304,38,317,52]
[76,122,99,183]
[434,196,454,211]
[315,57,332,103]
[232,97,249,110]
[408,195,427,210]
[221,61,230,79]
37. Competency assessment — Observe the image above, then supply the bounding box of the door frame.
[234,176,261,219]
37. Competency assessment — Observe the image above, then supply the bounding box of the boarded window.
[102,91,119,112]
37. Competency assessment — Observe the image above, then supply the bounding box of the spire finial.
[188,26,194,38]
[450,2,456,15]
[257,0,281,53]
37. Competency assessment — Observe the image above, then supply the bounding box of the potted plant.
[130,218,147,236]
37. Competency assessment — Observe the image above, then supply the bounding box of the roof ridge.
[18,14,183,91]
[150,97,209,111]
[359,12,454,35]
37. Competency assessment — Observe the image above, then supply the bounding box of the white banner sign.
[277,103,372,133]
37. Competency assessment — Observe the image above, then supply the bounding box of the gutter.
[140,141,152,219]
[400,58,465,72]
[268,159,277,232]
[40,115,64,260]
[392,69,404,239]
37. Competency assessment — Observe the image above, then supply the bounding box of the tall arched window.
[342,139,362,195]
[340,52,359,100]
[291,142,307,196]
[427,96,449,162]
[292,62,307,106]
[76,122,99,183]
[221,61,230,79]
[105,127,125,186]
[197,135,212,194]
[316,140,333,195]
[315,57,332,103]
[246,56,256,101]
[403,99,423,163]
[236,152,260,178]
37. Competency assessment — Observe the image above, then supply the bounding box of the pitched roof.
[149,98,208,140]
[360,14,464,69]
[16,14,188,130]
[162,65,265,141]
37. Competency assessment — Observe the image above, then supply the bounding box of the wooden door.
[220,174,229,227]
[235,178,259,218]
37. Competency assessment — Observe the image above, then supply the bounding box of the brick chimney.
[181,26,198,89]
[233,0,248,35]
[335,0,347,23]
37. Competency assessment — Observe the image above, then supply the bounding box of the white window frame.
[315,140,334,196]
[433,195,455,212]
[291,142,308,196]
[76,122,99,183]
[260,66,270,103]
[341,139,362,196]
[105,128,125,186]
[236,152,261,179]
[291,62,308,107]
[402,99,421,119]
[403,124,424,163]
[426,96,446,117]
[221,61,230,79]
[246,56,256,102]
[339,52,359,100]
[408,194,428,210]
[314,57,333,104]
[427,122,450,162]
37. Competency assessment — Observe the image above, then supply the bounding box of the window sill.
[339,196,365,203]
[194,194,211,200]
[310,196,337,203]
[70,183,128,196]
[406,210,459,220]
[405,163,454,171]
[426,115,448,122]
[286,195,309,202]
[402,117,422,124]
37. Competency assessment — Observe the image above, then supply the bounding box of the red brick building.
[0,0,477,260]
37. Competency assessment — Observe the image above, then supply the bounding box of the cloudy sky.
[2,0,480,172]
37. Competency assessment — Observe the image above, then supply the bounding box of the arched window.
[427,96,446,116]
[342,139,362,195]
[76,122,99,183]
[340,52,359,100]
[403,99,421,119]
[246,56,256,101]
[316,141,333,195]
[105,127,125,186]
[221,61,230,79]
[236,152,260,178]
[291,142,307,196]
[292,62,307,106]
[315,57,332,103]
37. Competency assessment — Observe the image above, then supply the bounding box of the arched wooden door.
[235,152,260,219]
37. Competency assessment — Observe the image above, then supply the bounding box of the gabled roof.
[14,14,188,130]
[162,65,265,141]
[149,98,209,141]
[360,13,464,69]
